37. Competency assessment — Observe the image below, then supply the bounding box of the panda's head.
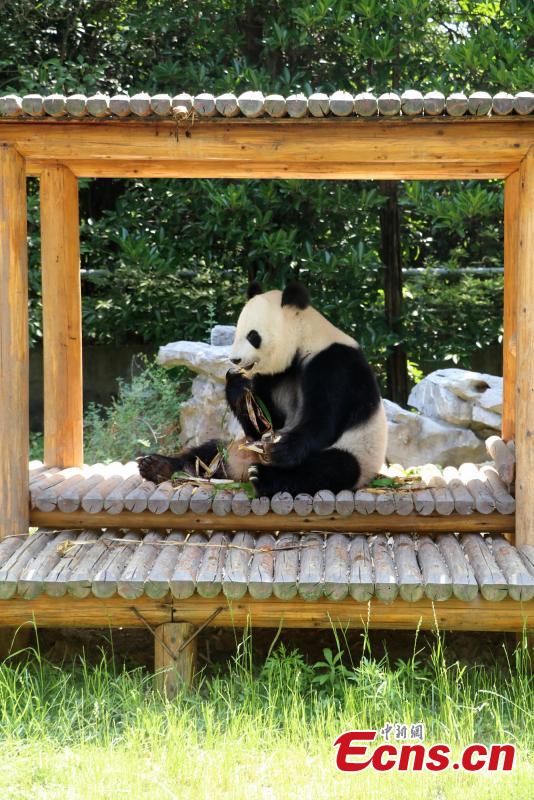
[230,281,310,376]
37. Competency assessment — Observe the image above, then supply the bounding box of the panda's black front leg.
[269,426,312,469]
[269,417,337,469]
[248,449,360,497]
[225,369,269,439]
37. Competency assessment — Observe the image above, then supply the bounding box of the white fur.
[231,289,356,376]
[332,402,388,488]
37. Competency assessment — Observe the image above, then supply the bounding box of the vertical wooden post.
[154,622,197,697]
[0,145,29,541]
[40,165,83,467]
[515,149,534,548]
[379,180,409,406]
[502,171,520,442]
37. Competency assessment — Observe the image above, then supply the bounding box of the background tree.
[1,0,532,395]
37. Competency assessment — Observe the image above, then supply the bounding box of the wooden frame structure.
[0,92,533,687]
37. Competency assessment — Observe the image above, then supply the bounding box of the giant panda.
[138,281,387,497]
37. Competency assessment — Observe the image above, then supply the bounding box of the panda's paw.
[137,454,176,484]
[248,464,275,497]
[225,369,250,401]
[247,464,261,496]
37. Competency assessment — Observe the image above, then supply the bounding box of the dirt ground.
[31,626,519,673]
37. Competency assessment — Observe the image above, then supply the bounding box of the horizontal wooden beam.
[0,595,172,627]
[0,594,530,631]
[30,508,515,533]
[1,115,531,128]
[0,118,531,179]
[27,159,519,180]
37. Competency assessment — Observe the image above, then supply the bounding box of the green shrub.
[83,356,190,463]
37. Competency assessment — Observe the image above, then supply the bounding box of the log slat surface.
[489,535,534,601]
[420,464,455,515]
[273,533,299,600]
[0,531,53,599]
[91,531,142,599]
[44,530,100,598]
[222,531,254,600]
[0,530,531,604]
[460,533,508,601]
[82,464,136,513]
[170,533,206,600]
[144,532,185,600]
[66,531,116,599]
[392,534,424,602]
[117,531,164,599]
[371,534,398,603]
[348,536,374,602]
[298,533,324,601]
[248,533,275,600]
[195,532,227,599]
[436,533,478,601]
[25,460,516,530]
[417,535,452,601]
[324,533,349,601]
[4,91,532,120]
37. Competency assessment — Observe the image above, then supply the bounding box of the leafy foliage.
[83,357,190,463]
[2,1,531,387]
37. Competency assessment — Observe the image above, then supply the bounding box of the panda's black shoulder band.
[247,281,263,299]
[281,281,309,309]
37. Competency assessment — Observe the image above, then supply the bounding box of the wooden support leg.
[502,170,519,442]
[154,622,197,697]
[40,165,83,468]
[515,149,534,548]
[0,145,29,541]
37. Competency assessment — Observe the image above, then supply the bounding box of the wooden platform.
[0,530,532,632]
[2,529,533,603]
[28,461,516,533]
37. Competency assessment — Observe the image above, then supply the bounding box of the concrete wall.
[30,344,155,429]
[29,341,502,431]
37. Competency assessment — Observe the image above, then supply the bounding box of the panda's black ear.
[281,281,309,310]
[247,281,263,300]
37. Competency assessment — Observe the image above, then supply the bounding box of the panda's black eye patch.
[247,329,262,349]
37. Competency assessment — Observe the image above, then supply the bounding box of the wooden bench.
[2,528,533,605]
[28,458,516,533]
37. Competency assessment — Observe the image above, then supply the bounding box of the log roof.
[0,90,533,121]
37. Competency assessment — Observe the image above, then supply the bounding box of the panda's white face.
[230,290,301,376]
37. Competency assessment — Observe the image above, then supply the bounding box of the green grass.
[0,630,531,799]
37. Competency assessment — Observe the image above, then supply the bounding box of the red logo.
[334,730,515,772]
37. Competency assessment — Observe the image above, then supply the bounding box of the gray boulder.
[179,376,243,447]
[408,368,502,435]
[158,328,242,446]
[383,399,487,467]
[158,340,231,382]
[210,325,236,346]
